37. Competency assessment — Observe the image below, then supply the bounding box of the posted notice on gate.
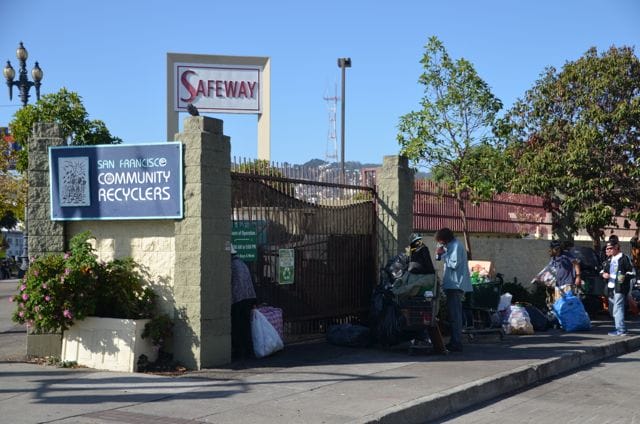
[278,249,294,285]
[232,222,257,261]
[49,143,183,220]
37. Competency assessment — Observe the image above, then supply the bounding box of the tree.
[498,46,640,250]
[0,129,24,228]
[9,88,122,172]
[397,36,504,259]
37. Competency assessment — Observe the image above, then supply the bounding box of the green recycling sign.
[278,249,295,285]
[231,222,257,261]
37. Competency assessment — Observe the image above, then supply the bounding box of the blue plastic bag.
[552,292,591,332]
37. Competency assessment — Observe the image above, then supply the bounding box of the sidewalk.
[1,319,639,424]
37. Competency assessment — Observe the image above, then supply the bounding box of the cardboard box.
[468,260,496,279]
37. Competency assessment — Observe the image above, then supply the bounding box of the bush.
[11,231,158,333]
[501,282,531,304]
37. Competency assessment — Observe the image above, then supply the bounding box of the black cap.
[549,240,562,249]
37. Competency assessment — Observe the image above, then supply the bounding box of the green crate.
[470,282,501,309]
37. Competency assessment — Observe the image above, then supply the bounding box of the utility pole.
[337,58,351,184]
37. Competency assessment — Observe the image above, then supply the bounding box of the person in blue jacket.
[434,228,472,352]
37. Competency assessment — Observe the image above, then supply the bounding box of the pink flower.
[8,297,14,303]
[64,252,71,259]
[34,305,40,312]
[20,284,26,292]
[41,283,47,289]
[18,311,24,318]
[33,270,39,277]
[45,295,51,302]
[64,268,71,275]
[22,293,29,301]
[62,309,73,319]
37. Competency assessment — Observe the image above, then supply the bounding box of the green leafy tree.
[9,88,122,172]
[498,46,640,250]
[0,129,25,228]
[397,36,504,259]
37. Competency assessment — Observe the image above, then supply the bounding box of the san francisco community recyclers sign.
[49,143,183,220]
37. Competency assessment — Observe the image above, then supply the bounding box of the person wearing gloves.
[434,228,472,352]
[391,233,436,299]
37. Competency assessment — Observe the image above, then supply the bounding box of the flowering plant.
[11,231,156,333]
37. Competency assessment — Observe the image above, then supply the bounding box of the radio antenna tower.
[323,83,339,163]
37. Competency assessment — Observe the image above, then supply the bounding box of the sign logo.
[174,63,261,114]
[278,249,295,285]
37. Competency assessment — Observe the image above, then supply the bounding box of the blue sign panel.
[49,143,183,220]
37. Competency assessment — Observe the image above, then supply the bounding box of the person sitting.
[391,234,436,299]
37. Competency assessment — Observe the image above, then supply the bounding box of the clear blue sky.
[1,0,638,165]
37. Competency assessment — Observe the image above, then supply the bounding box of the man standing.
[231,245,257,359]
[435,228,472,352]
[547,240,577,301]
[601,239,634,336]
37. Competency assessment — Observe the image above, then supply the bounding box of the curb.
[353,335,640,424]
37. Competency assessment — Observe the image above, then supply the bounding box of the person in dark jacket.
[231,245,257,359]
[601,239,634,336]
[391,234,436,299]
[547,240,576,302]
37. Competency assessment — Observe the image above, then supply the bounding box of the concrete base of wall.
[26,333,62,358]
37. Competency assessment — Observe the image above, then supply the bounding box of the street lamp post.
[337,57,351,184]
[3,42,43,274]
[4,42,43,107]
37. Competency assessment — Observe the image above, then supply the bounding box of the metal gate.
[231,163,377,342]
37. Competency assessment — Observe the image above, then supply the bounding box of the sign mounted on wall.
[49,143,183,221]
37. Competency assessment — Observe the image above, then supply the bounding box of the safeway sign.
[174,63,262,113]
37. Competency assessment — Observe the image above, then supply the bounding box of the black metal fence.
[231,160,377,342]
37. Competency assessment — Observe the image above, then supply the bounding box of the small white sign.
[174,63,261,113]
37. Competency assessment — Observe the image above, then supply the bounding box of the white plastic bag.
[498,292,512,311]
[251,308,284,358]
[504,304,534,335]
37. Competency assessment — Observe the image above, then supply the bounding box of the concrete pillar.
[26,123,66,358]
[28,123,66,258]
[174,116,232,369]
[376,155,414,269]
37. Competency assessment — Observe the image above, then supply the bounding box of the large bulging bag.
[504,304,534,335]
[552,292,591,332]
[251,309,284,358]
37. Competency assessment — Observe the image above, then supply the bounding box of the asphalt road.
[0,279,26,362]
[439,349,640,423]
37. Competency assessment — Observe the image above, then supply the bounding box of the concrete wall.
[67,221,176,315]
[421,235,617,286]
[29,117,232,370]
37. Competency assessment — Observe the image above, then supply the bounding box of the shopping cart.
[397,278,446,355]
[462,279,504,341]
